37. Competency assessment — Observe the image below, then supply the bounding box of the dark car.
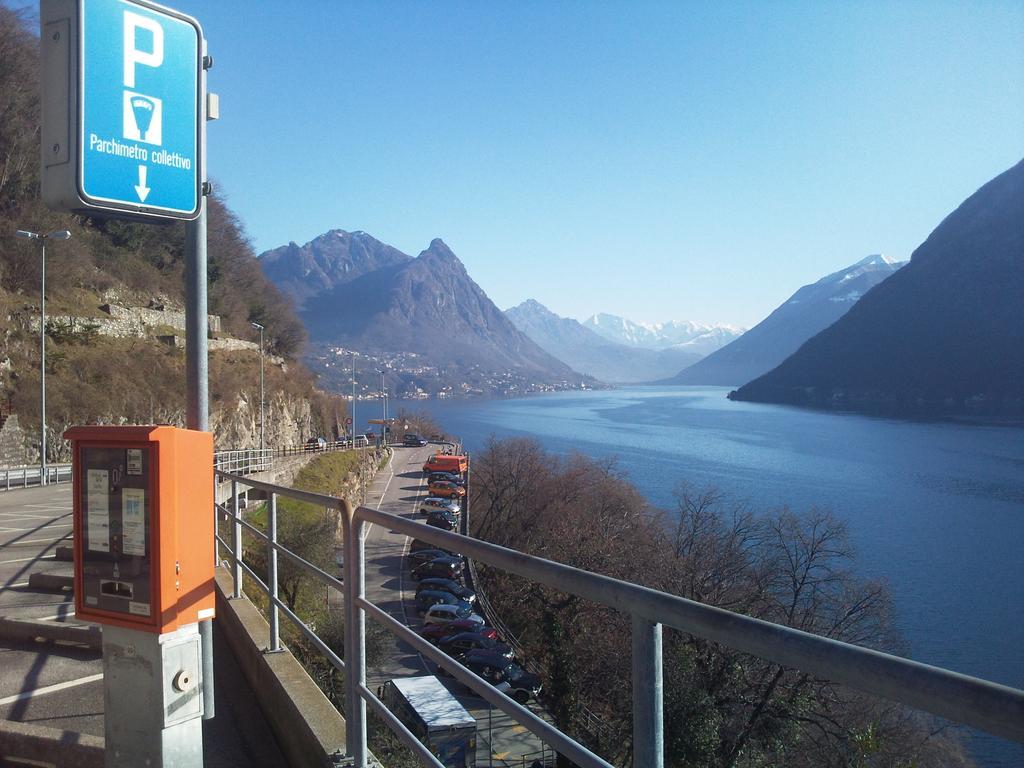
[403,434,428,447]
[426,510,458,531]
[411,557,463,581]
[409,539,458,556]
[415,589,472,616]
[439,632,513,660]
[415,578,475,603]
[427,471,466,487]
[407,548,454,567]
[419,621,498,643]
[460,651,542,704]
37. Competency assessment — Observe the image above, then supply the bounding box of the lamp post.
[251,322,265,455]
[15,229,71,486]
[350,352,357,446]
[379,370,386,445]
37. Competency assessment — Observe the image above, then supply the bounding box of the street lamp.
[15,229,71,486]
[379,370,386,445]
[251,322,265,454]
[350,352,357,447]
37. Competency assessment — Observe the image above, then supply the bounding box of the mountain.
[258,230,411,311]
[260,235,592,396]
[506,300,702,383]
[730,160,1024,417]
[583,313,743,356]
[668,254,905,386]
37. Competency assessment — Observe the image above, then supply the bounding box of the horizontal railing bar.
[358,597,613,768]
[217,470,346,510]
[218,507,347,596]
[360,683,446,768]
[233,555,347,674]
[353,504,1024,744]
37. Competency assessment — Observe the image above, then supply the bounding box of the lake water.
[408,386,1024,767]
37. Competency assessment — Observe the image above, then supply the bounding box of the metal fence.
[215,470,1024,768]
[0,463,72,491]
[213,437,373,477]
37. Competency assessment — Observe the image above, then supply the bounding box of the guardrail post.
[267,492,281,652]
[231,479,242,599]
[344,504,367,766]
[632,615,664,768]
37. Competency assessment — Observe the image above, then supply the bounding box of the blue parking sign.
[75,0,202,219]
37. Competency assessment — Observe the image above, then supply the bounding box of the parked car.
[415,590,473,616]
[428,480,466,499]
[427,471,466,487]
[306,436,327,450]
[422,603,483,626]
[407,549,455,567]
[419,621,497,643]
[415,578,475,603]
[456,651,542,704]
[426,510,458,531]
[412,557,463,581]
[403,433,428,447]
[419,497,460,515]
[439,632,513,660]
[409,538,458,556]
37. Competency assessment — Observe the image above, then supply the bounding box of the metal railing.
[0,463,72,491]
[213,437,373,477]
[215,470,1024,768]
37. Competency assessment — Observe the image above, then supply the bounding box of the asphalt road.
[360,446,551,767]
[0,483,286,767]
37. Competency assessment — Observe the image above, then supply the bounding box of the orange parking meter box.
[65,425,215,633]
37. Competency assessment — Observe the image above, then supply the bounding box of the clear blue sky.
[30,1,1024,327]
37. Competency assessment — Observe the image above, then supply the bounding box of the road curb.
[0,718,104,767]
[0,616,101,649]
[27,573,74,592]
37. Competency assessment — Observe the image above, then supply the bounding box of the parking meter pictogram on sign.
[41,0,204,222]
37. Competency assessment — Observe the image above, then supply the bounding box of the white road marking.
[0,581,31,591]
[3,535,71,546]
[0,524,73,532]
[0,518,69,524]
[0,555,53,565]
[0,673,104,707]
[36,611,76,621]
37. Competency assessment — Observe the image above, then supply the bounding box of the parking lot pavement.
[362,446,556,767]
[0,484,286,766]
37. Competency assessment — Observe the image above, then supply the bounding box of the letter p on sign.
[123,11,164,87]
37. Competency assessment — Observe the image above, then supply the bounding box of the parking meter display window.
[79,446,153,617]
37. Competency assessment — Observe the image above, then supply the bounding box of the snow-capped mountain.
[668,253,906,386]
[505,300,703,383]
[583,314,744,355]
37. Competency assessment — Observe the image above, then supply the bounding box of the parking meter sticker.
[129,601,151,616]
[122,488,146,556]
[126,448,143,475]
[86,469,110,553]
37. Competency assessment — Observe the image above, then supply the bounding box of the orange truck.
[423,454,468,475]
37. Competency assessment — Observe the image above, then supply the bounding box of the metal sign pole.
[186,36,215,722]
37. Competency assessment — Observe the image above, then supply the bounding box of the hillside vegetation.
[0,7,339,456]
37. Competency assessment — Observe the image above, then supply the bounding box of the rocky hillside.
[505,299,702,383]
[0,7,342,459]
[669,254,905,386]
[730,160,1024,417]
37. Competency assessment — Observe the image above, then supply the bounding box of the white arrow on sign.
[134,165,150,202]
